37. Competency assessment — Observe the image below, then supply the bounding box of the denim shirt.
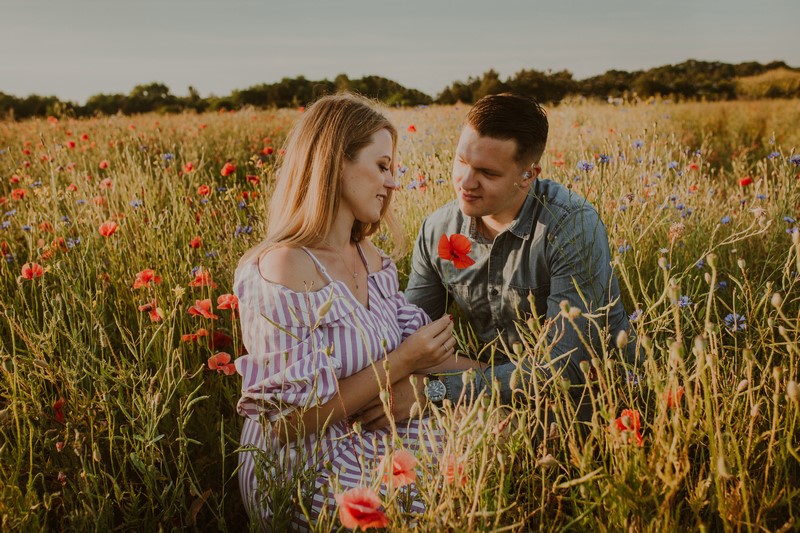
[405,178,639,404]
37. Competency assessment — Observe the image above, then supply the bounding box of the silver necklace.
[324,240,360,289]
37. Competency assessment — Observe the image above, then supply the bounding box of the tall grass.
[1,100,799,531]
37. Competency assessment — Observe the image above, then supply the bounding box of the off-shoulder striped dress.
[234,245,440,529]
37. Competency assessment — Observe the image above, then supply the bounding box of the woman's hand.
[395,315,456,373]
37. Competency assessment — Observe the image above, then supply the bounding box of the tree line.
[1,60,798,120]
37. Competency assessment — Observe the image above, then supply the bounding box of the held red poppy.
[739,176,753,187]
[335,487,389,530]
[438,234,476,269]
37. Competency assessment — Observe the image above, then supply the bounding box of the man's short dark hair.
[465,93,549,164]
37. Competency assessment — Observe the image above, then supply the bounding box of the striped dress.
[234,245,440,529]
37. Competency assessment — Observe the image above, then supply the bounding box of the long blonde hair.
[241,93,400,266]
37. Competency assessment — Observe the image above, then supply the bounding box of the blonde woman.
[234,93,480,528]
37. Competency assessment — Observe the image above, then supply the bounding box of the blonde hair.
[240,93,400,266]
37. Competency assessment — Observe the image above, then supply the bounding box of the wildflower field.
[1,99,800,531]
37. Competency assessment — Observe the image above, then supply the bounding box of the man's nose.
[459,167,477,189]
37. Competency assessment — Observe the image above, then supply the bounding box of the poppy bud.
[736,379,749,394]
[771,293,783,308]
[786,380,799,405]
[616,329,629,350]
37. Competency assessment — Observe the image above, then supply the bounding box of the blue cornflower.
[21,225,31,232]
[130,199,143,208]
[783,216,796,224]
[654,173,663,179]
[191,265,200,276]
[572,175,582,182]
[435,179,445,184]
[715,281,728,290]
[676,203,685,211]
[629,309,642,322]
[724,313,746,332]
[397,165,408,176]
[618,243,631,253]
[76,199,87,205]
[406,182,419,190]
[162,152,174,161]
[234,225,253,237]
[633,140,644,149]
[696,258,705,269]
[599,154,611,164]
[205,250,219,258]
[768,151,781,159]
[4,253,13,263]
[4,209,16,217]
[1,220,9,230]
[619,204,628,212]
[576,160,594,171]
[61,215,71,224]
[217,186,227,193]
[721,216,731,224]
[200,198,209,205]
[677,295,692,308]
[757,194,767,200]
[626,371,642,386]
[668,161,679,170]
[790,155,800,166]
[66,237,81,248]
[636,157,643,163]
[787,227,798,234]
[30,180,42,188]
[237,200,247,210]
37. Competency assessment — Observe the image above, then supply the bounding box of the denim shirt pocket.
[507,284,550,323]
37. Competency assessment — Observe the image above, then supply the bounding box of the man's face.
[452,125,532,224]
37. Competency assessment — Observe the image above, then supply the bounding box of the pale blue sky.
[1,0,797,103]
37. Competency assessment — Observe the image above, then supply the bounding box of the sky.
[1,0,798,104]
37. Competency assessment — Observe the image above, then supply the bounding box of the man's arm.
[405,218,448,319]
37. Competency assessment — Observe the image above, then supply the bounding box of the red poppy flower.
[188,299,218,319]
[217,293,239,310]
[189,236,203,249]
[51,237,67,253]
[66,183,78,192]
[246,175,260,186]
[137,299,163,322]
[81,133,89,141]
[687,162,699,171]
[207,352,236,375]
[67,140,76,149]
[407,124,417,133]
[613,408,643,446]
[92,196,106,206]
[188,268,217,288]
[379,449,417,487]
[664,386,685,409]
[99,178,112,189]
[220,162,236,177]
[442,454,467,486]
[181,328,209,343]
[197,184,211,196]
[11,188,26,200]
[739,176,753,187]
[21,262,44,280]
[335,487,389,530]
[438,234,475,269]
[262,147,273,156]
[99,160,109,170]
[133,269,162,289]
[10,175,21,184]
[53,398,66,424]
[98,221,118,237]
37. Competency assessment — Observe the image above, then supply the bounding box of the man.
[404,93,638,408]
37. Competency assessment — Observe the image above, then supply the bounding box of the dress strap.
[355,242,370,275]
[300,246,334,283]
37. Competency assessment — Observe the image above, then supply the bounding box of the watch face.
[426,379,446,403]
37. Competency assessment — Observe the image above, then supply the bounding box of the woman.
[234,93,480,529]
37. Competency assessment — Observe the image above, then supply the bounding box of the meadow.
[1,98,799,531]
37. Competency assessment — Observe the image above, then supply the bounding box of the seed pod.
[616,329,629,350]
[771,293,783,308]
[787,380,799,404]
[736,379,749,394]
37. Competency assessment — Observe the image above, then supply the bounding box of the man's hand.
[355,374,427,431]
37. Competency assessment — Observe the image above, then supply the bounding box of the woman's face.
[340,128,395,224]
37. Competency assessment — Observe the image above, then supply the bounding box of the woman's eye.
[379,165,390,172]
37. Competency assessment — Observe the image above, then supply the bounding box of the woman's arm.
[274,315,456,443]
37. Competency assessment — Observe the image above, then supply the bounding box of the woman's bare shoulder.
[360,240,389,272]
[256,246,327,292]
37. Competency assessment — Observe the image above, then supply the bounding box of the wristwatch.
[425,375,447,405]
